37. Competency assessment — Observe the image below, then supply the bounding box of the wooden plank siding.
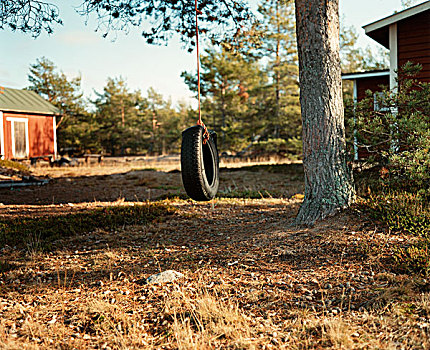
[397,10,430,82]
[2,112,55,160]
[356,76,389,100]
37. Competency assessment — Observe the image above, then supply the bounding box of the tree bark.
[294,0,355,225]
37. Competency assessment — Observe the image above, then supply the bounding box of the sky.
[0,0,423,106]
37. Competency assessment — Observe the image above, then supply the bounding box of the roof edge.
[342,70,390,80]
[0,108,60,116]
[363,1,430,34]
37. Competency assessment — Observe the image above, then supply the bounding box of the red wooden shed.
[0,87,59,160]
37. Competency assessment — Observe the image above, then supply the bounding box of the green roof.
[0,87,60,115]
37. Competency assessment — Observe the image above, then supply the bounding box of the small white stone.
[146,270,184,284]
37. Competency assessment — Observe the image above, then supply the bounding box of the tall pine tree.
[92,77,144,155]
[27,57,89,152]
[183,46,265,151]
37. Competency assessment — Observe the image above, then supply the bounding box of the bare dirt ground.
[0,160,429,349]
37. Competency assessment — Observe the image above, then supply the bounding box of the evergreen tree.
[27,57,89,153]
[1,0,252,46]
[92,77,144,155]
[144,88,186,155]
[401,0,421,9]
[351,63,430,189]
[255,0,299,140]
[92,81,187,155]
[183,46,266,152]
[340,22,389,73]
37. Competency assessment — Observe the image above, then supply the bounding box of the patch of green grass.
[0,159,30,174]
[154,185,181,190]
[130,167,159,172]
[0,203,175,250]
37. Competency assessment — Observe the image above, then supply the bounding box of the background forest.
[26,0,387,157]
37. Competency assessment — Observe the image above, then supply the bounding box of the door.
[14,121,27,158]
[6,117,29,159]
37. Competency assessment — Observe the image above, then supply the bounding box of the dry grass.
[28,155,297,177]
[0,162,429,349]
[1,259,429,349]
[1,206,428,350]
[166,284,258,349]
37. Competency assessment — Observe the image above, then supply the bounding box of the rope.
[194,0,210,144]
[195,0,201,124]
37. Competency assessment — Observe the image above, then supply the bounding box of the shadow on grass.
[0,168,181,205]
[0,163,304,205]
[220,162,304,175]
[0,203,175,250]
[0,198,373,300]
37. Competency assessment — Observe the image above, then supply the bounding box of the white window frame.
[6,117,29,158]
[352,80,359,161]
[0,112,4,159]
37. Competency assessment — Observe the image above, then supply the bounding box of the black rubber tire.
[181,125,219,201]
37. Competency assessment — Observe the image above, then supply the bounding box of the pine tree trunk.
[294,0,355,225]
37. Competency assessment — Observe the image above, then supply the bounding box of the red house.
[0,87,59,160]
[342,1,430,159]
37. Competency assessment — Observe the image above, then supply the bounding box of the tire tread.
[181,126,218,201]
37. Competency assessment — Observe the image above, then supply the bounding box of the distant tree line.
[27,57,194,156]
[26,0,387,157]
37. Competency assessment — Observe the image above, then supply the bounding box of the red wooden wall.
[398,10,430,82]
[2,112,55,160]
[356,76,389,100]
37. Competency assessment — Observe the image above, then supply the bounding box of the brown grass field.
[0,158,429,349]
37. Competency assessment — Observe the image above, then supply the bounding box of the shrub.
[348,64,430,276]
[348,62,430,192]
[364,191,429,237]
[361,190,430,276]
[393,240,430,277]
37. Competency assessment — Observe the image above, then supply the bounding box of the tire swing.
[181,0,219,201]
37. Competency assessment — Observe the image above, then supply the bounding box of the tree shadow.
[0,163,304,205]
[0,198,369,296]
[0,168,182,205]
